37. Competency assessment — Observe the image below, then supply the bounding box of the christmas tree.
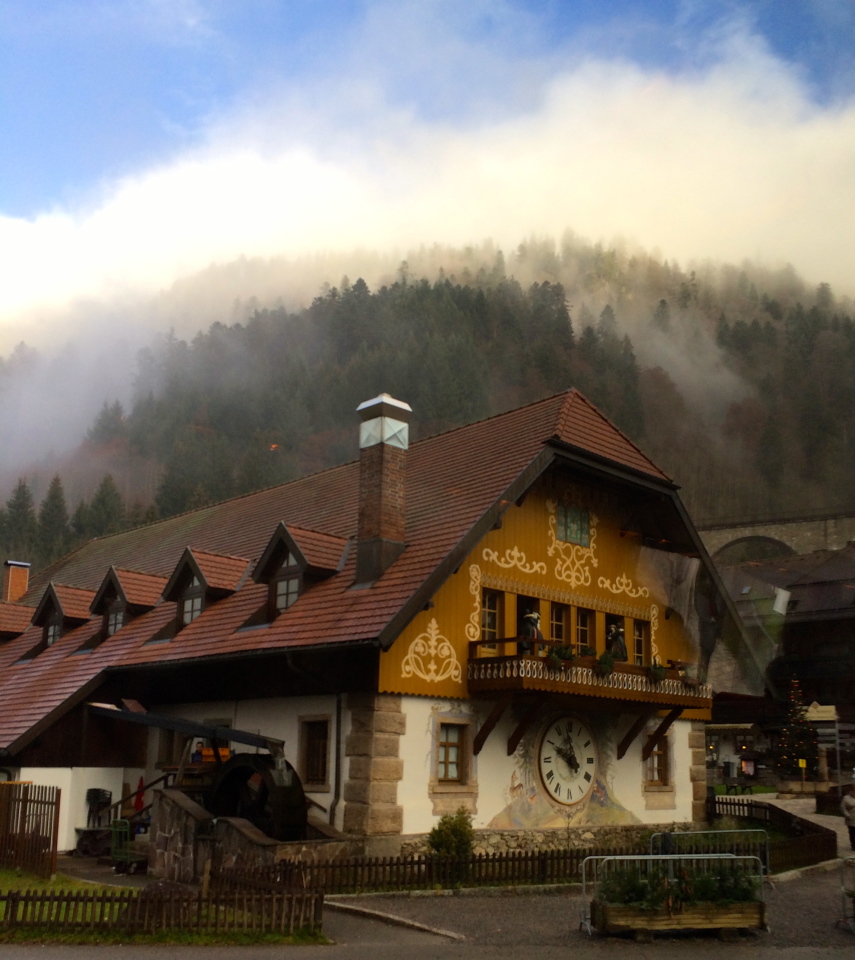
[776,679,817,778]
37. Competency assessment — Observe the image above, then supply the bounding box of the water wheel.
[206,753,307,841]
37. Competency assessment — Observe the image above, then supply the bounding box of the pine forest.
[2,234,854,576]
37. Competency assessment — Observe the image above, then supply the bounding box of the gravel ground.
[330,866,855,950]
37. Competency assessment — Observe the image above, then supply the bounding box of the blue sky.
[2,0,855,341]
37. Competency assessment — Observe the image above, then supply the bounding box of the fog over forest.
[1,229,853,575]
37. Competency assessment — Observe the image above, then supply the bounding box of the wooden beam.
[641,708,683,762]
[616,709,656,760]
[507,697,547,756]
[473,694,513,755]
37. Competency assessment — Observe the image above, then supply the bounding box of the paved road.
[7,867,853,958]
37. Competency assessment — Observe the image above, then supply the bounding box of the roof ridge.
[189,547,251,563]
[558,390,671,482]
[412,389,574,447]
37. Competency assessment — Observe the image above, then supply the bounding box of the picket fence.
[0,888,323,935]
[213,846,641,894]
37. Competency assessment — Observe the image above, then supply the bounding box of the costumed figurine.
[607,623,628,661]
[519,610,544,654]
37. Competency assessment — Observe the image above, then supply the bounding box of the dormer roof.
[162,547,251,602]
[32,583,96,627]
[90,567,169,615]
[253,522,349,583]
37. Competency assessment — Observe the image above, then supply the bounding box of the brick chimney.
[3,561,31,603]
[355,394,412,585]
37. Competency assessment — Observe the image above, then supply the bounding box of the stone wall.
[150,789,280,882]
[399,820,704,857]
[699,515,855,557]
[689,721,708,822]
[150,789,210,883]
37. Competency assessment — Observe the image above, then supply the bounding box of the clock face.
[537,715,597,806]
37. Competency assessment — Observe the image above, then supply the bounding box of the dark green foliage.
[37,475,70,567]
[4,480,37,561]
[5,240,855,572]
[597,863,758,909]
[88,475,125,537]
[427,807,475,859]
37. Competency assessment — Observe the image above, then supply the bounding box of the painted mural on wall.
[487,713,639,829]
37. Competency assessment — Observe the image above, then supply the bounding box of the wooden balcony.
[467,642,712,710]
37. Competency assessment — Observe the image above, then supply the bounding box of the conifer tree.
[4,479,37,561]
[37,474,70,566]
[88,474,125,537]
[776,679,817,778]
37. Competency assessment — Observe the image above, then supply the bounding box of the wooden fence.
[0,888,323,935]
[707,796,839,872]
[215,796,840,896]
[0,784,60,879]
[212,846,642,895]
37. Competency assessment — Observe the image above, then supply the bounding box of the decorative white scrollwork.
[481,545,547,575]
[465,564,482,642]
[401,618,462,684]
[650,603,660,662]
[546,499,598,587]
[597,573,649,598]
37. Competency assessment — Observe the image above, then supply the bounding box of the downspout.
[329,693,343,829]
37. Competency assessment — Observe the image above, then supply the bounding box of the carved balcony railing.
[467,641,712,709]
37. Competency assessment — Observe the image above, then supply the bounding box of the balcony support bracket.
[616,709,656,760]
[642,708,683,762]
[473,694,514,755]
[507,696,548,756]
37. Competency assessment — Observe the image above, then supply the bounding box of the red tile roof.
[1,390,681,753]
[288,527,348,572]
[190,550,252,593]
[114,569,168,608]
[0,602,34,637]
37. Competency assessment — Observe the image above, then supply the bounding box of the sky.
[1,0,855,351]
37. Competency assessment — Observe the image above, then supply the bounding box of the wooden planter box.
[590,898,765,935]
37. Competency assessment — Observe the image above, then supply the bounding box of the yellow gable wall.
[379,474,702,698]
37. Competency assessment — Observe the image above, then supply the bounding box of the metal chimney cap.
[3,560,31,568]
[356,393,412,422]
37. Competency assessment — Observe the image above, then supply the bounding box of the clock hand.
[562,736,580,773]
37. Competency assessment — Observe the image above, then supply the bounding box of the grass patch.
[0,869,112,894]
[0,927,328,946]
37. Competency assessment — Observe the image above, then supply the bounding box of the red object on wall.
[133,776,145,811]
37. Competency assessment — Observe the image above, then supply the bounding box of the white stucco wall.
[16,766,136,852]
[397,697,696,836]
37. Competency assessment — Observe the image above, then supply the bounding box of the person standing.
[841,784,855,851]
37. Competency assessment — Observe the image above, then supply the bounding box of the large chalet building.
[0,390,751,851]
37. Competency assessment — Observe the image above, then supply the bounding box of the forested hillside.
[2,235,854,575]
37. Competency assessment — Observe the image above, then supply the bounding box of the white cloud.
[2,8,855,349]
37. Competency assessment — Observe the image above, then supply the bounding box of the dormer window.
[45,618,62,646]
[271,553,302,617]
[181,576,204,627]
[106,603,126,637]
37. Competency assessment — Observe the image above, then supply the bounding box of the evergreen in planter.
[594,651,615,677]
